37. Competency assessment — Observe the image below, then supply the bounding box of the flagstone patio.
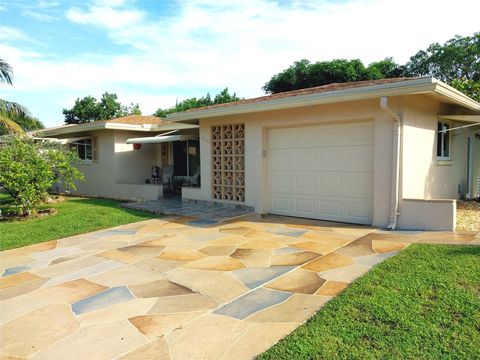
[0,214,478,359]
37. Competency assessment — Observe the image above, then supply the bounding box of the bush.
[0,135,84,215]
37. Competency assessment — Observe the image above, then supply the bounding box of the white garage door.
[268,121,374,225]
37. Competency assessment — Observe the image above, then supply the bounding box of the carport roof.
[37,115,197,137]
[166,77,480,122]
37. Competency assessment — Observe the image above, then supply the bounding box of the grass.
[0,195,157,251]
[259,244,480,360]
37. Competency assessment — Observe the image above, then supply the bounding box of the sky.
[1,0,479,128]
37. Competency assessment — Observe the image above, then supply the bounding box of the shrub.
[0,135,84,215]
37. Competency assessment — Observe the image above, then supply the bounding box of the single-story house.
[39,115,200,200]
[40,77,480,231]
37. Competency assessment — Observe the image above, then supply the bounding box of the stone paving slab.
[122,197,254,223]
[0,215,478,359]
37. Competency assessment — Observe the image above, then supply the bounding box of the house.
[39,115,200,200]
[40,77,479,231]
[166,77,479,231]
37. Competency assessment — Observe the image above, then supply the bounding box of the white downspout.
[380,96,401,230]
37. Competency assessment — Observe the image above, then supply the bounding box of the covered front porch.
[115,130,201,200]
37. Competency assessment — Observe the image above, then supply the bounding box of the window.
[71,138,93,161]
[173,140,200,176]
[436,122,450,159]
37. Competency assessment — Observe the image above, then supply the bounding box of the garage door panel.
[316,173,343,195]
[346,199,373,219]
[317,126,344,146]
[345,146,374,171]
[270,173,291,193]
[293,149,314,171]
[268,121,374,225]
[345,123,374,145]
[271,196,291,212]
[344,173,374,198]
[270,129,291,149]
[270,149,291,171]
[293,128,316,147]
[318,199,343,217]
[295,198,315,214]
[315,148,344,171]
[293,174,315,193]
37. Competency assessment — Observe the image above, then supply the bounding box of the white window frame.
[436,122,451,160]
[70,137,93,163]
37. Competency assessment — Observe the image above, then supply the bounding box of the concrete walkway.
[0,215,478,359]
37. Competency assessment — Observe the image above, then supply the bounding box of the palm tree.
[0,58,30,135]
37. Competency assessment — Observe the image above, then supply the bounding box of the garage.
[267,121,374,225]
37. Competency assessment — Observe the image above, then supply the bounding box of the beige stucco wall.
[55,129,162,200]
[397,198,456,231]
[186,98,397,228]
[401,96,480,200]
[113,131,158,184]
[184,94,474,230]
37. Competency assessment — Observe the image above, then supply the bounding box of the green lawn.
[259,244,480,360]
[0,196,157,251]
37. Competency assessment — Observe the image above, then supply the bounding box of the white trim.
[438,115,480,123]
[166,78,480,122]
[69,136,93,162]
[466,135,473,199]
[38,122,198,137]
[436,121,451,160]
[126,135,198,144]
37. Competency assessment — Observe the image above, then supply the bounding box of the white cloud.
[66,4,144,29]
[0,26,41,44]
[22,10,58,22]
[5,0,480,127]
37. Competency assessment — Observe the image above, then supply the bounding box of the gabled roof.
[167,77,480,121]
[38,115,197,137]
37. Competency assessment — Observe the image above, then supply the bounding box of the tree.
[63,92,142,124]
[0,58,13,85]
[0,58,39,134]
[406,32,480,101]
[0,135,84,216]
[263,58,405,94]
[0,111,44,135]
[10,114,44,133]
[154,88,241,117]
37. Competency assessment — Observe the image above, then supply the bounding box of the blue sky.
[1,0,479,127]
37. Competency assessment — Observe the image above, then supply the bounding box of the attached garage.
[267,121,374,224]
[169,77,478,231]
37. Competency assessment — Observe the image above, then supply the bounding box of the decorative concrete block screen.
[211,124,245,202]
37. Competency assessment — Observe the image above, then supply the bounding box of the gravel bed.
[456,201,480,231]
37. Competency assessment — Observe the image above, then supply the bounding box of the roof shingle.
[179,77,421,113]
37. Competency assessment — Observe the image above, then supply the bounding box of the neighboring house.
[39,115,199,200]
[165,77,480,231]
[39,78,479,231]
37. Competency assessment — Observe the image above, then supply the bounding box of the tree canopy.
[263,32,479,101]
[263,58,406,94]
[154,88,241,117]
[63,92,142,124]
[405,32,479,101]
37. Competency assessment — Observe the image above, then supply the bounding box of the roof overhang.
[166,78,480,122]
[38,122,198,137]
[126,134,198,144]
[438,115,480,123]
